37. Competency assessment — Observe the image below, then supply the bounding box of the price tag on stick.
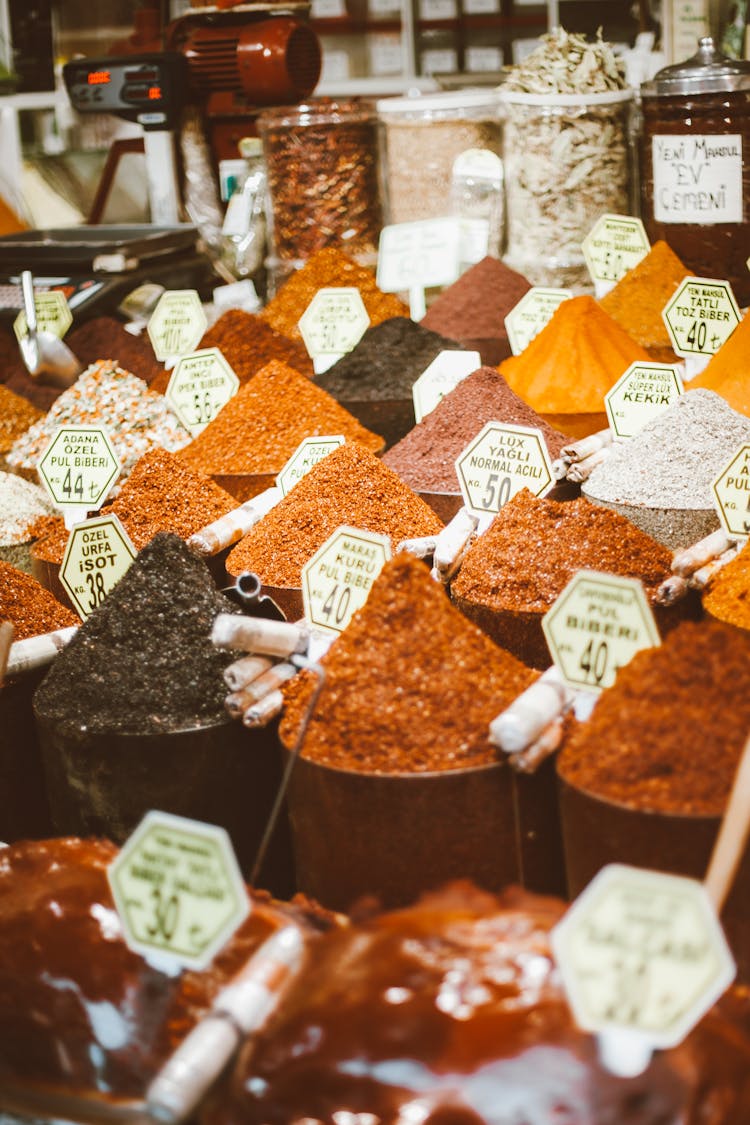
[542,570,660,693]
[37,425,121,529]
[276,435,345,496]
[302,525,391,636]
[662,276,741,379]
[604,362,683,440]
[455,421,554,528]
[147,290,207,362]
[504,288,573,356]
[13,289,73,341]
[581,214,650,298]
[298,288,370,374]
[712,442,750,541]
[412,350,480,423]
[108,810,250,971]
[377,218,462,320]
[165,348,240,435]
[60,514,136,620]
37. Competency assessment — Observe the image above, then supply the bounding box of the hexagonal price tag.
[712,443,750,540]
[455,422,554,522]
[582,214,650,294]
[147,290,207,361]
[108,810,250,971]
[412,350,480,424]
[302,525,391,637]
[504,287,573,356]
[165,348,240,436]
[13,289,73,341]
[37,425,120,511]
[552,864,735,1072]
[542,570,660,694]
[662,277,741,359]
[605,362,684,441]
[298,288,370,374]
[276,435,345,496]
[60,514,136,620]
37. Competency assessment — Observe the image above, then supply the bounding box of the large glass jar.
[640,38,750,306]
[500,88,634,290]
[256,98,383,267]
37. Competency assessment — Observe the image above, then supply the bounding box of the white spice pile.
[0,471,57,571]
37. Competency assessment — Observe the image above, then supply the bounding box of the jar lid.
[257,98,377,129]
[641,36,750,96]
[376,88,501,116]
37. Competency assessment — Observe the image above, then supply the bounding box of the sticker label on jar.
[277,435,346,496]
[369,33,404,75]
[420,48,458,74]
[13,290,72,341]
[377,218,462,295]
[412,349,480,423]
[59,513,136,620]
[652,134,743,226]
[37,425,120,511]
[298,287,370,374]
[108,810,251,971]
[605,362,684,441]
[712,442,750,540]
[582,214,650,294]
[464,44,503,69]
[455,421,553,523]
[165,348,240,436]
[419,0,457,16]
[302,525,391,636]
[464,0,500,13]
[552,864,735,1064]
[542,570,660,694]
[312,0,346,15]
[662,277,741,358]
[505,287,573,356]
[147,290,207,361]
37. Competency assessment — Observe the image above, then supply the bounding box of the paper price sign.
[165,348,239,435]
[712,443,750,540]
[108,810,250,971]
[662,277,741,357]
[455,422,553,521]
[37,426,120,511]
[582,214,650,289]
[605,363,684,440]
[377,218,462,294]
[412,350,480,423]
[147,290,207,361]
[505,288,572,356]
[13,290,73,341]
[60,514,136,619]
[542,571,660,693]
[302,526,391,637]
[552,865,735,1069]
[277,435,345,496]
[298,288,370,374]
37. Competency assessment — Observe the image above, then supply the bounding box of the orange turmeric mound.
[691,311,750,417]
[599,240,689,361]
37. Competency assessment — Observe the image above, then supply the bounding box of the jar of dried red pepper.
[257,97,384,269]
[640,37,750,305]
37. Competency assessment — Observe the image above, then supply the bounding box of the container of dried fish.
[500,29,634,290]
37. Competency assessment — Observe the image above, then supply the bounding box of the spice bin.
[501,88,634,290]
[257,98,384,269]
[640,37,750,306]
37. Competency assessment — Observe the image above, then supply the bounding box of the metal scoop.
[18,270,82,387]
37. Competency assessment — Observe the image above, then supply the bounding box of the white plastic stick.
[490,666,573,755]
[704,732,750,914]
[566,446,610,483]
[0,622,13,685]
[560,428,613,464]
[689,545,743,591]
[397,535,438,560]
[226,662,297,718]
[672,529,736,578]
[188,488,282,556]
[6,626,77,678]
[433,507,478,583]
[223,654,274,693]
[211,615,308,658]
[242,689,284,728]
[509,717,565,774]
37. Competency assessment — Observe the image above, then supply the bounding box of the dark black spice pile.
[315,317,463,401]
[35,532,240,736]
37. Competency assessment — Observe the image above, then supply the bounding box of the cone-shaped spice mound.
[226,442,444,586]
[691,312,750,417]
[34,533,241,736]
[499,295,650,414]
[558,619,750,816]
[703,541,750,630]
[599,240,689,361]
[260,248,408,341]
[0,560,79,639]
[281,552,535,773]
[178,360,384,476]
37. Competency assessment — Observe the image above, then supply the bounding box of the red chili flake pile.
[0,559,79,639]
[280,552,535,773]
[0,386,43,458]
[226,442,444,587]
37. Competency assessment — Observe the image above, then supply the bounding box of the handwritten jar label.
[652,134,743,225]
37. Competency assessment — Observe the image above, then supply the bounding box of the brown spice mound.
[179,360,383,476]
[150,309,313,395]
[600,241,689,361]
[260,248,408,341]
[0,560,79,639]
[226,442,444,586]
[558,619,750,815]
[31,448,236,565]
[383,366,570,493]
[451,489,673,613]
[0,386,43,454]
[703,542,750,629]
[281,552,535,773]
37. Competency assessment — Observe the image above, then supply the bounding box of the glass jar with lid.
[640,37,750,305]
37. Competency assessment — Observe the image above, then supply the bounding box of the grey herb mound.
[315,317,463,400]
[34,532,241,736]
[584,389,750,510]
